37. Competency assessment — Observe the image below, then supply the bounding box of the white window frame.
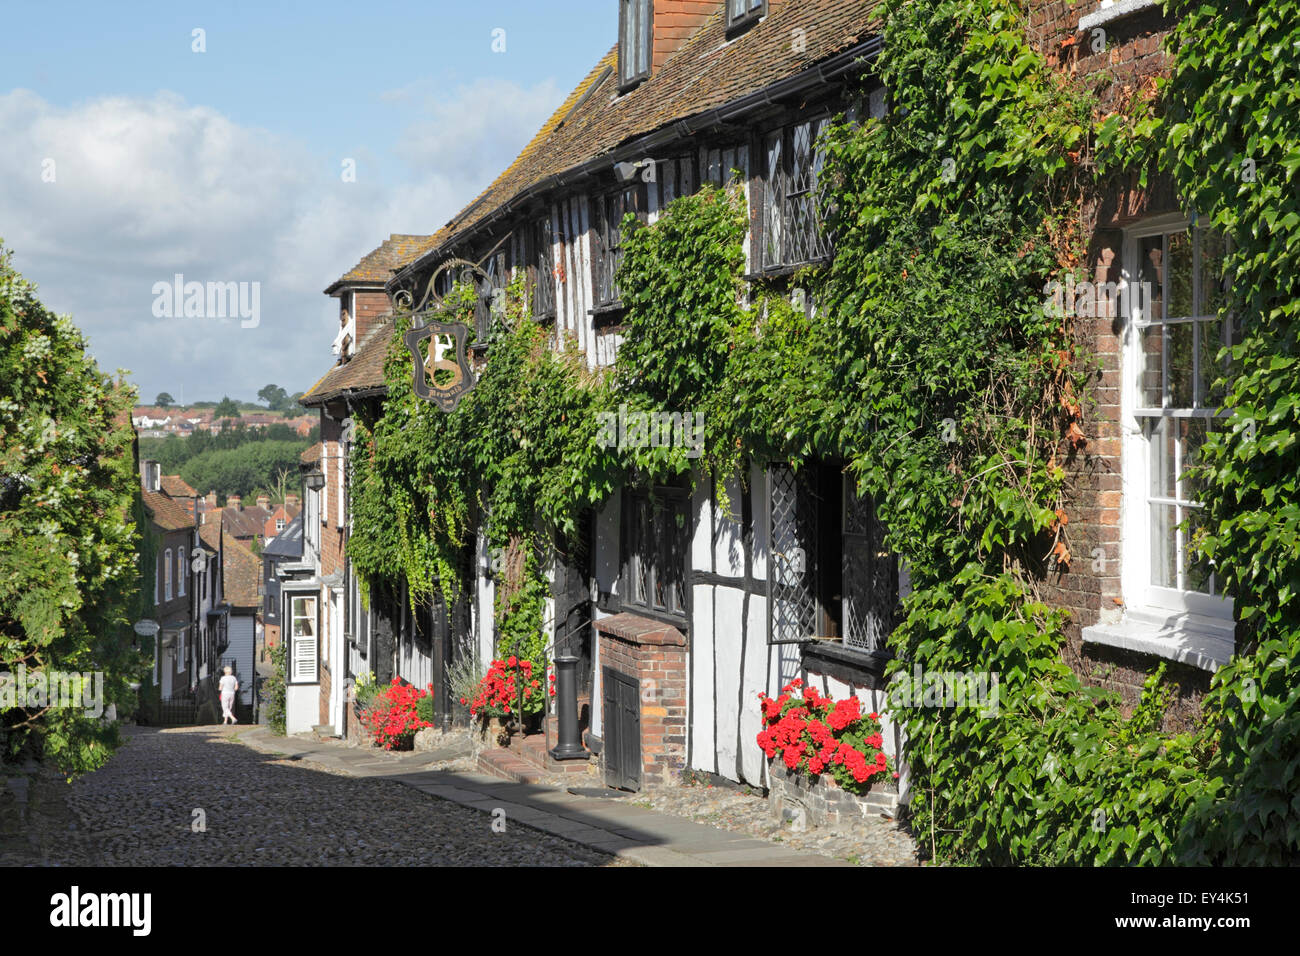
[164,548,173,602]
[288,593,319,685]
[1089,212,1237,670]
[177,546,186,597]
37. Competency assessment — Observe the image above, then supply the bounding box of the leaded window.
[768,463,897,648]
[532,216,555,320]
[762,118,832,270]
[591,185,645,309]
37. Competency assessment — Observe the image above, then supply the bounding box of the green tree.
[213,396,240,421]
[155,392,174,407]
[0,241,146,774]
[257,383,289,411]
[180,440,309,500]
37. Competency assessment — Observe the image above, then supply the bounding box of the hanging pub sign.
[399,257,499,413]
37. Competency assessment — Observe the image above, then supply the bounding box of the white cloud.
[0,78,562,403]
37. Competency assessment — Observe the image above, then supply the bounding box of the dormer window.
[727,0,766,35]
[619,0,653,91]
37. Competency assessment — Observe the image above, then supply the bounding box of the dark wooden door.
[602,667,641,791]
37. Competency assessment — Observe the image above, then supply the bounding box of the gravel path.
[26,726,619,867]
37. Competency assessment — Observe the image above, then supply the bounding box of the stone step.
[476,748,544,785]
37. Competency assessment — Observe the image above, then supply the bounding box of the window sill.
[1078,0,1158,32]
[801,640,893,688]
[1081,605,1234,672]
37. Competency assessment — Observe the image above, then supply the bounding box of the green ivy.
[345,0,1300,864]
[1153,0,1300,865]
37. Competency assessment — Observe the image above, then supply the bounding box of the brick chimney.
[285,494,300,509]
[139,459,161,492]
[256,494,270,510]
[352,288,392,353]
[227,495,242,511]
[653,1,721,72]
[205,491,218,509]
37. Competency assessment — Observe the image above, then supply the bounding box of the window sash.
[592,186,644,307]
[762,118,831,270]
[1126,222,1234,605]
[727,0,766,32]
[623,490,688,619]
[619,0,653,88]
[289,595,318,683]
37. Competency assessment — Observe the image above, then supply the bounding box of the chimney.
[228,495,242,511]
[139,459,161,492]
[206,491,218,509]
[653,1,721,73]
[256,494,270,510]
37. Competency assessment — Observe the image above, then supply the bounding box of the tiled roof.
[142,489,193,532]
[221,532,261,609]
[161,475,198,498]
[299,319,395,404]
[325,234,431,294]
[198,520,221,552]
[400,0,881,276]
[300,442,322,465]
[263,515,304,559]
[222,506,271,539]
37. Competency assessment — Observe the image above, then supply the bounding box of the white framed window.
[177,547,186,596]
[289,594,319,684]
[1122,216,1236,619]
[164,548,173,601]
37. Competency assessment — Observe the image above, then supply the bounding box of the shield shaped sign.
[404,319,475,412]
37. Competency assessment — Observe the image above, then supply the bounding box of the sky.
[0,0,617,405]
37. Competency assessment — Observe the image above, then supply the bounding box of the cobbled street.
[11,726,619,867]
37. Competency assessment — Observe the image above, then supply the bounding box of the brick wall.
[353,289,391,346]
[596,613,688,787]
[653,0,721,72]
[1024,0,1211,713]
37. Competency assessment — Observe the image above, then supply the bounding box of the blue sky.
[0,1,616,404]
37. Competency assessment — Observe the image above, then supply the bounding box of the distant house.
[141,465,195,702]
[261,514,304,663]
[222,495,273,549]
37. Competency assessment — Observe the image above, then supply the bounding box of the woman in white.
[219,665,240,725]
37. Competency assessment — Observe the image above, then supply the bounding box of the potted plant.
[358,678,435,751]
[467,656,547,744]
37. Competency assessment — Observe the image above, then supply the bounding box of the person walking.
[219,665,240,725]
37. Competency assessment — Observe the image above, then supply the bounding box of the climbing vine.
[346,0,1298,863]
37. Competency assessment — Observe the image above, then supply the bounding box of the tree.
[257,383,289,411]
[155,392,174,407]
[213,396,241,421]
[0,241,145,774]
[180,441,309,500]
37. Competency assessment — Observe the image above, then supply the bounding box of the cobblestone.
[632,775,919,866]
[8,726,620,867]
